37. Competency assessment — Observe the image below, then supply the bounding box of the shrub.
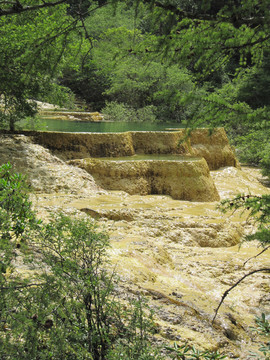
[0,162,40,279]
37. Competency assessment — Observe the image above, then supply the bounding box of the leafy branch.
[142,0,267,27]
[218,194,270,247]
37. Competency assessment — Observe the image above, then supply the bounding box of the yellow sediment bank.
[29,128,238,170]
[27,127,235,201]
[69,157,220,201]
[39,110,104,122]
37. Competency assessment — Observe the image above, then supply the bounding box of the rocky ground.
[0,134,269,359]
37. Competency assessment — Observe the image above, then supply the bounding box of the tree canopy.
[0,0,269,172]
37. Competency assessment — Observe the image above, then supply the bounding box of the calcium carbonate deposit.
[0,133,269,359]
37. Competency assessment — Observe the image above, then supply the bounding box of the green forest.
[0,1,270,359]
[0,0,269,174]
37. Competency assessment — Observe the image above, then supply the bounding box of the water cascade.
[30,128,238,170]
[69,156,220,201]
[26,127,239,201]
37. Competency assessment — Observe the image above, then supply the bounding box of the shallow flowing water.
[32,166,269,359]
[1,134,269,359]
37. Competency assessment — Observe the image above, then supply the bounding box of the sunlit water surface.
[21,118,183,132]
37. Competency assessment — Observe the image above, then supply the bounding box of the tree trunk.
[9,118,15,132]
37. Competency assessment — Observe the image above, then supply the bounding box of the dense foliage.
[0,2,79,130]
[0,0,269,173]
[0,162,40,275]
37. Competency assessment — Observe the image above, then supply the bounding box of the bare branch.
[212,268,270,324]
[79,12,93,50]
[0,0,67,17]
[243,246,270,266]
[222,34,270,50]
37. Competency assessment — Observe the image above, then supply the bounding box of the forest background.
[0,0,269,176]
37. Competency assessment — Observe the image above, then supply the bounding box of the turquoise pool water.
[23,118,182,133]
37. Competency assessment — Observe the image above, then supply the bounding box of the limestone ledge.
[69,157,220,202]
[28,127,238,170]
[39,110,104,122]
